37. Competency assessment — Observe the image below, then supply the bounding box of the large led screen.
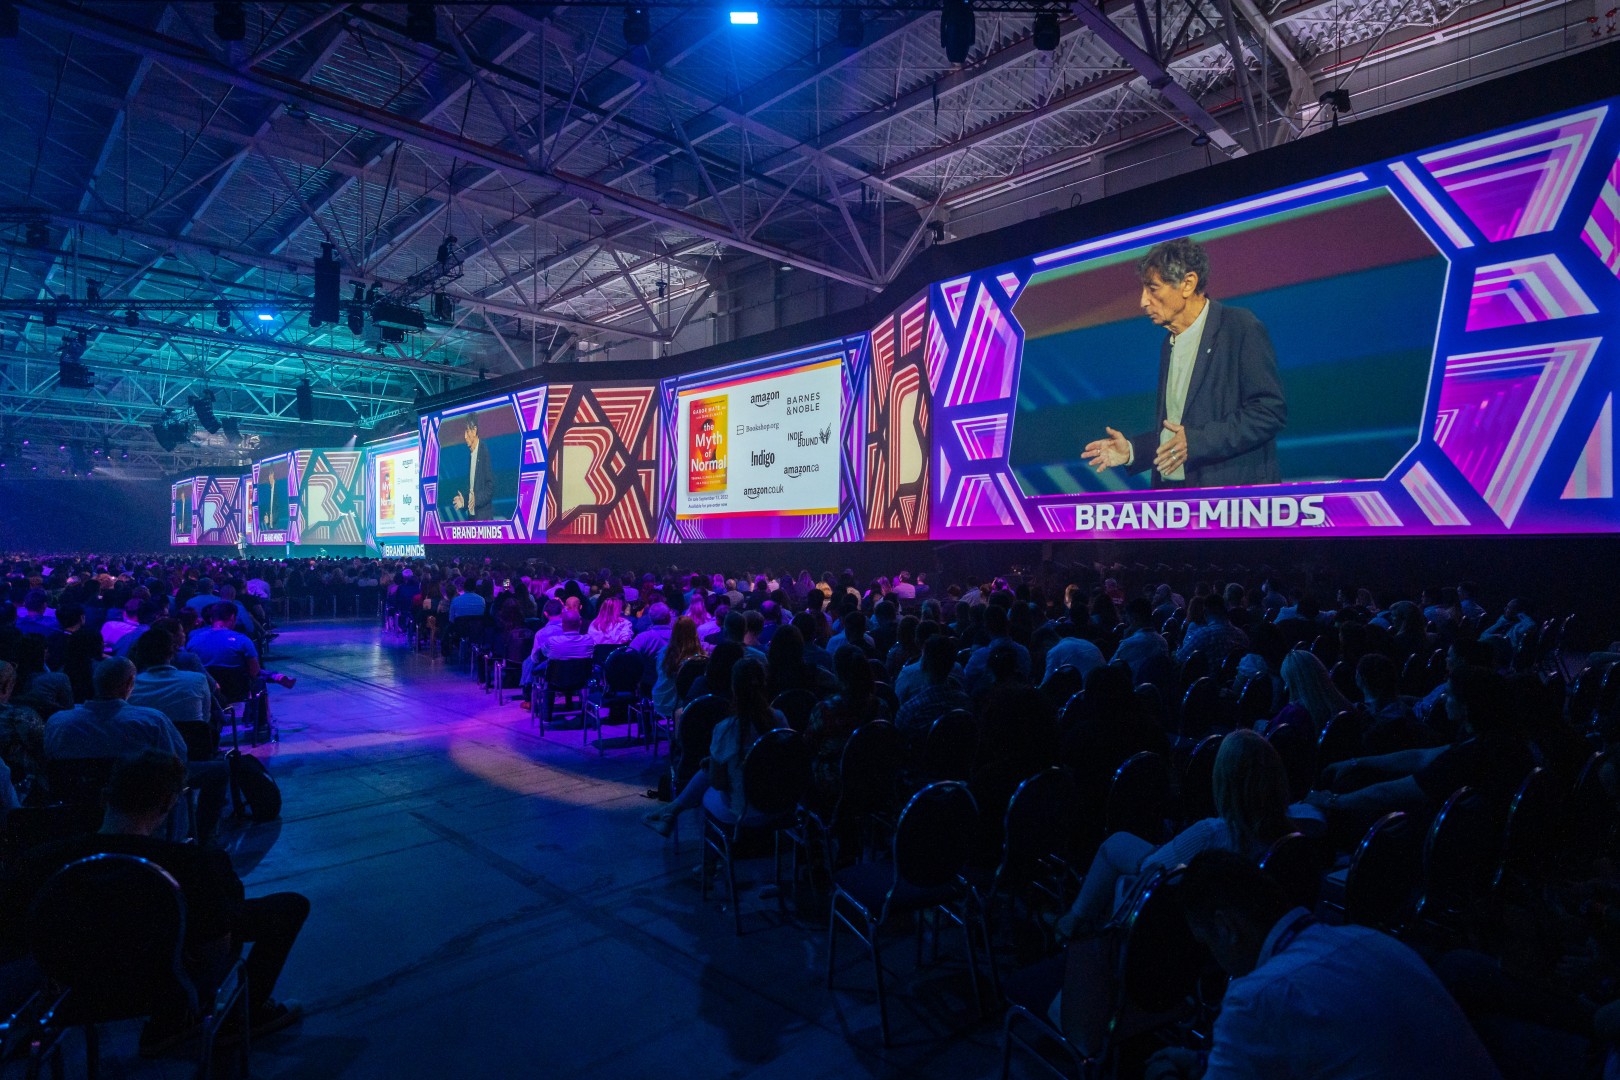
[367,434,421,555]
[930,100,1620,539]
[192,474,245,546]
[865,293,935,539]
[657,338,867,542]
[170,480,195,546]
[544,382,659,542]
[247,453,292,546]
[419,388,547,544]
[291,449,364,547]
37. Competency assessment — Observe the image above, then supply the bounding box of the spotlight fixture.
[1190,131,1212,147]
[216,302,230,329]
[256,309,276,323]
[623,5,651,47]
[213,1,245,42]
[1032,10,1060,51]
[588,205,605,217]
[24,221,48,247]
[1318,88,1351,128]
[940,0,976,64]
[189,389,222,435]
[311,241,341,327]
[295,379,314,422]
[41,305,57,328]
[151,412,190,452]
[836,6,864,48]
[221,415,242,442]
[405,3,436,44]
[124,309,139,327]
[85,280,101,303]
[729,10,759,25]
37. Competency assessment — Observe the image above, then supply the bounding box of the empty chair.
[1493,767,1562,891]
[797,719,905,881]
[827,781,983,1046]
[922,709,978,782]
[1317,710,1364,770]
[1105,752,1171,844]
[1235,676,1273,728]
[583,648,647,754]
[1040,665,1086,708]
[1415,786,1501,924]
[872,681,899,720]
[674,656,708,705]
[1179,676,1223,739]
[1266,723,1317,803]
[1178,651,1210,691]
[1328,661,1359,702]
[1339,811,1423,931]
[1565,750,1616,866]
[977,768,1081,991]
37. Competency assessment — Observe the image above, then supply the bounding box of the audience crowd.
[2,550,1619,1076]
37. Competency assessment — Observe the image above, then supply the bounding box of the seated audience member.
[45,603,102,703]
[1055,730,1294,940]
[16,590,59,637]
[962,605,1031,696]
[895,635,970,743]
[0,660,45,798]
[826,610,875,660]
[628,603,673,659]
[188,603,294,691]
[100,597,145,653]
[764,625,830,699]
[1175,592,1250,667]
[1309,665,1535,829]
[714,611,766,664]
[0,751,310,1047]
[1267,649,1350,736]
[687,641,745,704]
[1353,652,1441,754]
[1043,625,1105,683]
[129,628,214,729]
[1414,638,1492,728]
[793,612,834,673]
[44,657,189,765]
[112,600,165,658]
[1482,597,1536,650]
[1144,851,1500,1079]
[587,595,633,646]
[1111,597,1169,681]
[885,615,921,681]
[447,579,487,622]
[641,657,782,836]
[805,645,888,806]
[651,616,706,717]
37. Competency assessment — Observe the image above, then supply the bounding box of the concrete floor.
[107,620,1005,1080]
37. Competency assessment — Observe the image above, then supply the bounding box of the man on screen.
[451,414,496,521]
[1082,237,1286,488]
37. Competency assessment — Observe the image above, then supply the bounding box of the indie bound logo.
[788,425,832,448]
[688,395,728,494]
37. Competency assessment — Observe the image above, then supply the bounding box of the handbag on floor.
[228,750,282,821]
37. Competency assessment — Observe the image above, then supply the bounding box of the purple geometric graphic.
[1563,394,1613,500]
[943,287,1020,409]
[1400,461,1471,526]
[1419,107,1606,241]
[1584,151,1620,278]
[1466,255,1597,330]
[1435,339,1598,526]
[951,414,1008,460]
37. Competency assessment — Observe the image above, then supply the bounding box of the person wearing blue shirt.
[188,604,261,673]
[962,605,1031,696]
[448,580,487,622]
[1111,597,1170,680]
[1044,631,1106,682]
[1176,594,1250,666]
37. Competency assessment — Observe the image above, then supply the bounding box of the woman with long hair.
[1273,649,1352,736]
[652,616,705,717]
[1055,730,1294,938]
[765,624,816,698]
[642,657,784,835]
[588,595,632,645]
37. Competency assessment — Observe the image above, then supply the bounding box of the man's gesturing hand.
[1082,427,1131,472]
[1154,421,1189,474]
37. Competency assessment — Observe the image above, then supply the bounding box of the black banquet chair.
[701,728,813,935]
[1105,752,1170,845]
[534,657,593,734]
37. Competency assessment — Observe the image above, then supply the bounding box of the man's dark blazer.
[468,439,496,520]
[1128,299,1287,488]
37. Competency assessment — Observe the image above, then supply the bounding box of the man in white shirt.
[101,598,145,653]
[1145,851,1500,1080]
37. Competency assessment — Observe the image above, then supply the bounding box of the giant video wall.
[195,92,1617,549]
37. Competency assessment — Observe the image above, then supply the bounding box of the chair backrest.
[1041,665,1086,707]
[1180,676,1222,738]
[922,709,978,781]
[1235,675,1273,726]
[1399,654,1431,696]
[1419,785,1502,918]
[502,627,536,662]
[1344,811,1422,931]
[44,757,117,809]
[1267,723,1317,803]
[602,648,644,693]
[1567,750,1616,857]
[1058,690,1087,729]
[1218,649,1245,686]
[1178,651,1211,690]
[872,681,899,719]
[997,767,1080,889]
[866,658,888,686]
[1259,832,1321,911]
[591,642,620,667]
[28,853,195,1023]
[1105,751,1171,843]
[836,719,904,820]
[892,781,979,890]
[1136,653,1173,693]
[1495,767,1562,888]
[675,656,708,702]
[206,665,253,706]
[545,656,595,693]
[1115,866,1210,1017]
[674,695,731,784]
[1179,734,1223,823]
[771,689,818,732]
[740,728,813,818]
[1317,710,1363,769]
[1133,683,1168,730]
[1328,661,1359,701]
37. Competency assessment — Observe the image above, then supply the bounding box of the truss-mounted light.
[729,10,759,25]
[940,0,975,64]
[1032,11,1060,51]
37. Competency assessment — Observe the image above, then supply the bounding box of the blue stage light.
[729,10,758,24]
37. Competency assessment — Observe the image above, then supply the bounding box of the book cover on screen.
[688,395,728,494]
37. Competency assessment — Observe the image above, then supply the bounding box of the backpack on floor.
[228,750,282,821]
